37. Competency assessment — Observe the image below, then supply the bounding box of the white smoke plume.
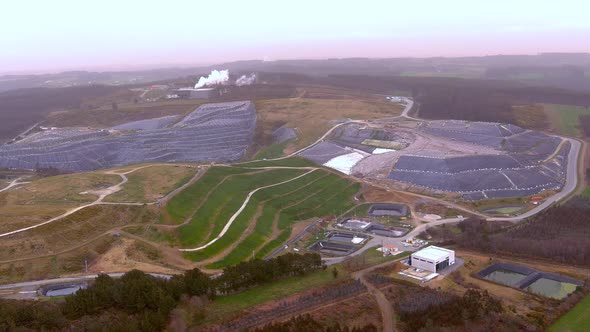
[235,73,257,86]
[194,69,229,88]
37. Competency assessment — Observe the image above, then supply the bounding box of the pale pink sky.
[1,0,589,74]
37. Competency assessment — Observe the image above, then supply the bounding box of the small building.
[175,87,215,100]
[410,246,455,273]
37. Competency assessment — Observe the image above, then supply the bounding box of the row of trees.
[217,253,323,294]
[0,253,324,331]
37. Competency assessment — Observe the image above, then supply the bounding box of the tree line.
[0,253,323,331]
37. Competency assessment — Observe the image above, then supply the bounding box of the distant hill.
[2,53,590,93]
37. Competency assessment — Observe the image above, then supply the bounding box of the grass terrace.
[163,162,360,269]
[238,157,316,168]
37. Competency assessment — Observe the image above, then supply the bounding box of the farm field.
[549,295,590,332]
[0,172,121,233]
[255,98,403,150]
[104,165,197,203]
[545,104,590,137]
[162,164,360,269]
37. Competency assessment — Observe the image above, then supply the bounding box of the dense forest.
[0,253,323,331]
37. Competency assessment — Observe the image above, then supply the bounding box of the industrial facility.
[175,87,215,99]
[410,246,455,273]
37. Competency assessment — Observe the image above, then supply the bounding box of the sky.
[1,0,589,74]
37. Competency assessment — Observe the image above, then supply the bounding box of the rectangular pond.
[525,278,579,300]
[483,269,528,287]
[478,262,583,300]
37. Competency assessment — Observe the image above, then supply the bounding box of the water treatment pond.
[483,269,527,286]
[525,278,578,299]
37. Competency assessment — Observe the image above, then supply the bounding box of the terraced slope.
[0,101,256,172]
[163,165,360,269]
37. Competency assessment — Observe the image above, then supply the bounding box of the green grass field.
[163,167,255,224]
[177,168,307,248]
[201,267,348,325]
[203,172,359,268]
[164,162,359,268]
[545,104,590,137]
[549,294,590,332]
[582,187,590,198]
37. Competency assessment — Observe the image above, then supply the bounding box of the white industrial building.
[410,246,455,273]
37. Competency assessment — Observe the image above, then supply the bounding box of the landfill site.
[300,119,571,200]
[0,101,256,172]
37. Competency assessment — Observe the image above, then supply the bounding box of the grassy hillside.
[545,104,590,136]
[105,165,197,203]
[0,172,120,233]
[163,164,360,269]
[0,205,155,262]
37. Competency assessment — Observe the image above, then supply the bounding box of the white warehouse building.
[410,246,455,273]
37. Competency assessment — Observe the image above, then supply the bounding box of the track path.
[0,177,30,193]
[0,163,199,239]
[352,260,400,332]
